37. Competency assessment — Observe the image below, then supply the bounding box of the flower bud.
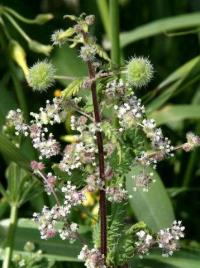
[126,57,153,87]
[51,28,75,46]
[80,45,96,62]
[34,13,54,25]
[85,15,95,25]
[24,241,35,252]
[28,40,52,56]
[9,40,29,77]
[27,60,56,92]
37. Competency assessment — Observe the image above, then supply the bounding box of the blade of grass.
[109,0,120,68]
[96,0,111,40]
[120,12,200,47]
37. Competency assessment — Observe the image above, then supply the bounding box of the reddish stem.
[87,61,107,259]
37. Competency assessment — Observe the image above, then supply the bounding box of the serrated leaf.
[126,165,175,232]
[95,44,110,62]
[62,79,83,99]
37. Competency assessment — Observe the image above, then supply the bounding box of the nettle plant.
[4,14,200,268]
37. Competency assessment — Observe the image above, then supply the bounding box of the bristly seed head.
[126,57,154,88]
[27,60,56,92]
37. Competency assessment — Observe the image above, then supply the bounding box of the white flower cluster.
[135,230,154,257]
[5,97,65,159]
[45,173,57,195]
[135,221,185,257]
[62,181,85,207]
[86,174,105,192]
[136,151,158,168]
[158,220,185,257]
[139,119,174,158]
[30,97,65,125]
[183,132,200,152]
[71,115,88,132]
[105,79,128,98]
[59,142,96,174]
[6,109,29,136]
[132,171,155,192]
[33,132,60,159]
[106,185,127,202]
[33,182,85,241]
[115,95,145,131]
[78,245,106,268]
[33,205,69,240]
[59,222,78,241]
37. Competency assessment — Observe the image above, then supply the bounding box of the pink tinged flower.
[31,160,45,171]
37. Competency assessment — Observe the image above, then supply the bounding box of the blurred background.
[0,0,200,267]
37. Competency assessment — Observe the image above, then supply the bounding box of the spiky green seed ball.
[27,60,56,92]
[126,57,153,88]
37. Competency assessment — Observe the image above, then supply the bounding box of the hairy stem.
[3,204,18,268]
[87,61,107,259]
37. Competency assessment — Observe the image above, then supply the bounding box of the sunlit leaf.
[150,105,200,126]
[126,165,175,232]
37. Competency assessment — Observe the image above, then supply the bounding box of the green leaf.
[147,57,200,112]
[0,218,83,262]
[126,165,175,232]
[0,134,31,170]
[158,56,200,90]
[95,44,110,62]
[4,163,41,206]
[132,249,200,268]
[62,79,83,99]
[52,44,87,86]
[150,105,200,126]
[120,12,200,47]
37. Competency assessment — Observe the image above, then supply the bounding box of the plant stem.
[97,0,111,40]
[87,60,107,259]
[3,204,18,268]
[109,0,120,68]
